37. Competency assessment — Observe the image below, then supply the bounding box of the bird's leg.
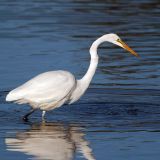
[23,109,35,121]
[42,111,46,120]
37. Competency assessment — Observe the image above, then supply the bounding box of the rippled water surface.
[0,0,160,159]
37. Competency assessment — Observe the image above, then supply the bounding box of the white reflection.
[5,122,95,160]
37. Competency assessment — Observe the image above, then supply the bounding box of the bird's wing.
[6,71,76,104]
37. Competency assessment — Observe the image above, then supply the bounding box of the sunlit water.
[0,0,159,159]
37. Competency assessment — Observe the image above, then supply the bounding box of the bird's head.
[102,33,139,57]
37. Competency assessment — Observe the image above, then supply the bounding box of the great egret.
[6,33,138,120]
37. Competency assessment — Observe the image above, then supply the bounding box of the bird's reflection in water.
[5,122,95,160]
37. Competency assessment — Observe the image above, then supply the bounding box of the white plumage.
[6,71,76,110]
[6,33,138,120]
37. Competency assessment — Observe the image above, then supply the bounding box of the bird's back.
[6,70,76,108]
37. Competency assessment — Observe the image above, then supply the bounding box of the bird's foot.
[22,109,35,122]
[22,116,29,122]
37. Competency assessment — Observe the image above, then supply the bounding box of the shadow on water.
[5,122,95,160]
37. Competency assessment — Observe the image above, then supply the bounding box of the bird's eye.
[117,38,120,42]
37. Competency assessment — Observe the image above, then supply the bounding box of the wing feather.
[6,71,76,105]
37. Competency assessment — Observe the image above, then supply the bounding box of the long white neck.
[69,35,108,104]
[80,35,105,86]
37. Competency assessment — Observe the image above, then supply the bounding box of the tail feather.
[14,99,28,104]
[6,89,23,102]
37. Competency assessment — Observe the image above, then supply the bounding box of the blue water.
[0,0,160,159]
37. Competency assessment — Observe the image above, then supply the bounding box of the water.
[0,0,160,159]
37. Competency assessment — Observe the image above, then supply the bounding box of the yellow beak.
[117,39,139,57]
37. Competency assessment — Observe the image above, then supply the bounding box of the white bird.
[6,33,138,121]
